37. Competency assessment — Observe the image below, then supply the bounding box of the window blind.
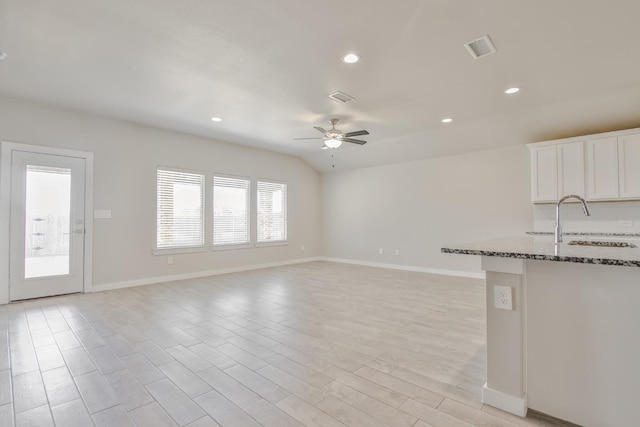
[156,168,204,249]
[213,176,250,246]
[257,181,287,243]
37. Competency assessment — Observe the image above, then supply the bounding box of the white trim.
[526,126,640,148]
[152,246,208,256]
[90,257,322,292]
[156,164,206,175]
[321,257,486,279]
[83,152,95,294]
[482,383,528,417]
[0,141,94,303]
[0,144,11,305]
[255,241,288,248]
[210,243,253,251]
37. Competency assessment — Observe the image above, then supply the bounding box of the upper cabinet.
[529,141,584,203]
[618,133,640,199]
[586,137,619,200]
[528,128,640,203]
[530,145,558,202]
[558,141,585,198]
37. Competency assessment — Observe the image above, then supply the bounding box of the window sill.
[211,243,253,251]
[152,246,208,256]
[255,241,288,248]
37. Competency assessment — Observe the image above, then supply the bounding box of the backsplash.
[533,201,640,234]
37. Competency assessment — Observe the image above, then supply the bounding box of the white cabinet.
[529,128,640,203]
[530,145,557,202]
[586,137,619,200]
[618,133,640,199]
[529,141,584,202]
[558,142,585,197]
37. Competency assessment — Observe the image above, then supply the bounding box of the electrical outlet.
[379,248,384,255]
[167,256,173,265]
[619,220,633,227]
[301,244,305,251]
[395,249,400,256]
[494,285,513,310]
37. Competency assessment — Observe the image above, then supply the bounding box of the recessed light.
[505,87,520,94]
[0,51,7,61]
[441,117,453,123]
[342,53,359,64]
[211,117,222,122]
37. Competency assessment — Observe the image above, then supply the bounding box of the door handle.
[73,229,85,235]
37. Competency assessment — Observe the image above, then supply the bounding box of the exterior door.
[9,151,86,301]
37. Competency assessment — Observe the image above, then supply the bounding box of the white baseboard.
[482,383,528,417]
[89,257,322,292]
[320,257,486,280]
[87,256,483,294]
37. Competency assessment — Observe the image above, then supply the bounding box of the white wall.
[0,95,321,289]
[0,94,536,291]
[534,200,640,234]
[321,145,533,275]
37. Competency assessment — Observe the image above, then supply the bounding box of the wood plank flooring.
[0,261,575,427]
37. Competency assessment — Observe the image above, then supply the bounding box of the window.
[156,168,204,249]
[213,175,250,246]
[257,180,287,243]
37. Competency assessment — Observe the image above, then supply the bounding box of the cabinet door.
[618,133,640,199]
[586,137,619,200]
[558,141,585,198]
[530,145,557,202]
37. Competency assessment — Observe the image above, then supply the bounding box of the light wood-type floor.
[0,261,575,427]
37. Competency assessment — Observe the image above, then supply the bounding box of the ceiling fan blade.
[313,126,327,134]
[294,137,323,140]
[344,130,369,137]
[343,138,367,145]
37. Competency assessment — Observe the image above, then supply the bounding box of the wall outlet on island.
[379,248,384,255]
[494,285,513,310]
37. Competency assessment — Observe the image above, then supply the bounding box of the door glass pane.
[24,165,71,278]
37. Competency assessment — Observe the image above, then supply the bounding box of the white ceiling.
[2,0,640,172]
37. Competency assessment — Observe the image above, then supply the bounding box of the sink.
[567,240,637,248]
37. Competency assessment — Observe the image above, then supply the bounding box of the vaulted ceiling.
[2,0,640,171]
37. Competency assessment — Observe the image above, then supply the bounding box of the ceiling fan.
[295,118,369,149]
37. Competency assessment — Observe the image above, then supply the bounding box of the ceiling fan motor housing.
[295,118,369,146]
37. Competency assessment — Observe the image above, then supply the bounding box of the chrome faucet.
[555,194,591,245]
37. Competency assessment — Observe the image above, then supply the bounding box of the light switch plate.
[494,285,513,310]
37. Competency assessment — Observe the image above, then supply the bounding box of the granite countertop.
[526,231,640,237]
[441,235,640,267]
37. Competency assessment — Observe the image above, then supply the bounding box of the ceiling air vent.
[464,35,497,59]
[329,91,355,103]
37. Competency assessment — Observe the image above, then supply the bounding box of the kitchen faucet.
[555,194,591,245]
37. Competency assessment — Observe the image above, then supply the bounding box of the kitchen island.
[442,235,640,427]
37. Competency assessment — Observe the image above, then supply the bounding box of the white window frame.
[212,174,252,250]
[256,179,288,246]
[154,166,207,255]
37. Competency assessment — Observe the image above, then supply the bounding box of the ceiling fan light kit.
[324,138,342,149]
